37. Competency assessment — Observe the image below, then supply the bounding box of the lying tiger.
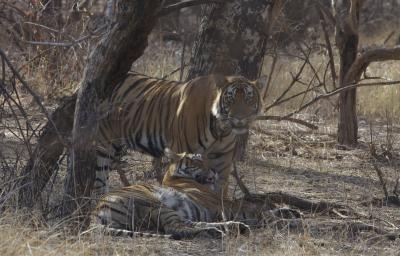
[95,73,266,197]
[93,150,299,240]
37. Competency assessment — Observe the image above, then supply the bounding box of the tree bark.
[335,0,362,146]
[18,95,76,207]
[187,0,280,160]
[61,0,163,225]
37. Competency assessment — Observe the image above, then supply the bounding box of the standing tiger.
[94,150,299,240]
[95,72,264,196]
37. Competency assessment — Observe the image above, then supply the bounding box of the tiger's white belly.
[154,187,214,222]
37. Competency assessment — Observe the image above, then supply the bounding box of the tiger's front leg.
[208,150,235,197]
[93,142,120,198]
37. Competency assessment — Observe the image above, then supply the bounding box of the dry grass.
[2,117,400,255]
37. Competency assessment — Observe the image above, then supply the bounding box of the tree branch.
[317,5,337,88]
[284,80,400,120]
[231,162,251,198]
[23,24,108,48]
[255,115,318,130]
[159,0,225,16]
[345,46,400,83]
[0,48,64,144]
[265,54,309,112]
[263,54,277,100]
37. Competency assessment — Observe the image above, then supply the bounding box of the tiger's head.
[211,75,266,136]
[164,148,217,187]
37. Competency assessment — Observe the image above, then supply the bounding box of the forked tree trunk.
[18,95,76,208]
[334,0,363,146]
[61,1,163,225]
[187,0,280,160]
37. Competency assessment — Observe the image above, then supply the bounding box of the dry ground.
[1,111,400,255]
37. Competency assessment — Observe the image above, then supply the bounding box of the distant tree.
[334,0,362,146]
[333,0,400,146]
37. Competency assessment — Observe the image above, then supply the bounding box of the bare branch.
[265,54,309,112]
[255,115,318,130]
[349,0,364,31]
[24,41,78,47]
[394,177,399,198]
[345,46,400,83]
[317,5,337,88]
[23,22,61,34]
[284,80,400,119]
[0,48,64,145]
[231,162,251,198]
[263,54,277,100]
[383,31,395,45]
[372,163,389,199]
[313,0,336,26]
[23,24,107,48]
[159,0,225,16]
[266,83,325,111]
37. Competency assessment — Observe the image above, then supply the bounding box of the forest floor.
[1,106,400,255]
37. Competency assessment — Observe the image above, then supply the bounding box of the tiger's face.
[164,148,217,186]
[212,76,264,135]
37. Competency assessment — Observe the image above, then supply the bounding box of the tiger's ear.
[164,148,185,162]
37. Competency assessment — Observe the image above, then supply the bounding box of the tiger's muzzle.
[230,118,250,135]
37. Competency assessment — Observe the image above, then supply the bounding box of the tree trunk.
[187,0,279,160]
[18,95,76,207]
[61,1,163,226]
[335,0,362,147]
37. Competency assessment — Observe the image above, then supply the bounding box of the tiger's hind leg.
[146,208,225,240]
[94,142,123,198]
[95,195,224,240]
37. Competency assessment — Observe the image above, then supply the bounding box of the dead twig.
[383,31,395,45]
[263,53,277,100]
[282,80,400,120]
[162,64,189,80]
[317,5,337,89]
[0,48,65,146]
[23,24,108,48]
[344,46,400,84]
[255,115,318,130]
[394,177,399,198]
[159,0,226,16]
[372,163,389,199]
[265,52,309,112]
[231,162,251,198]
